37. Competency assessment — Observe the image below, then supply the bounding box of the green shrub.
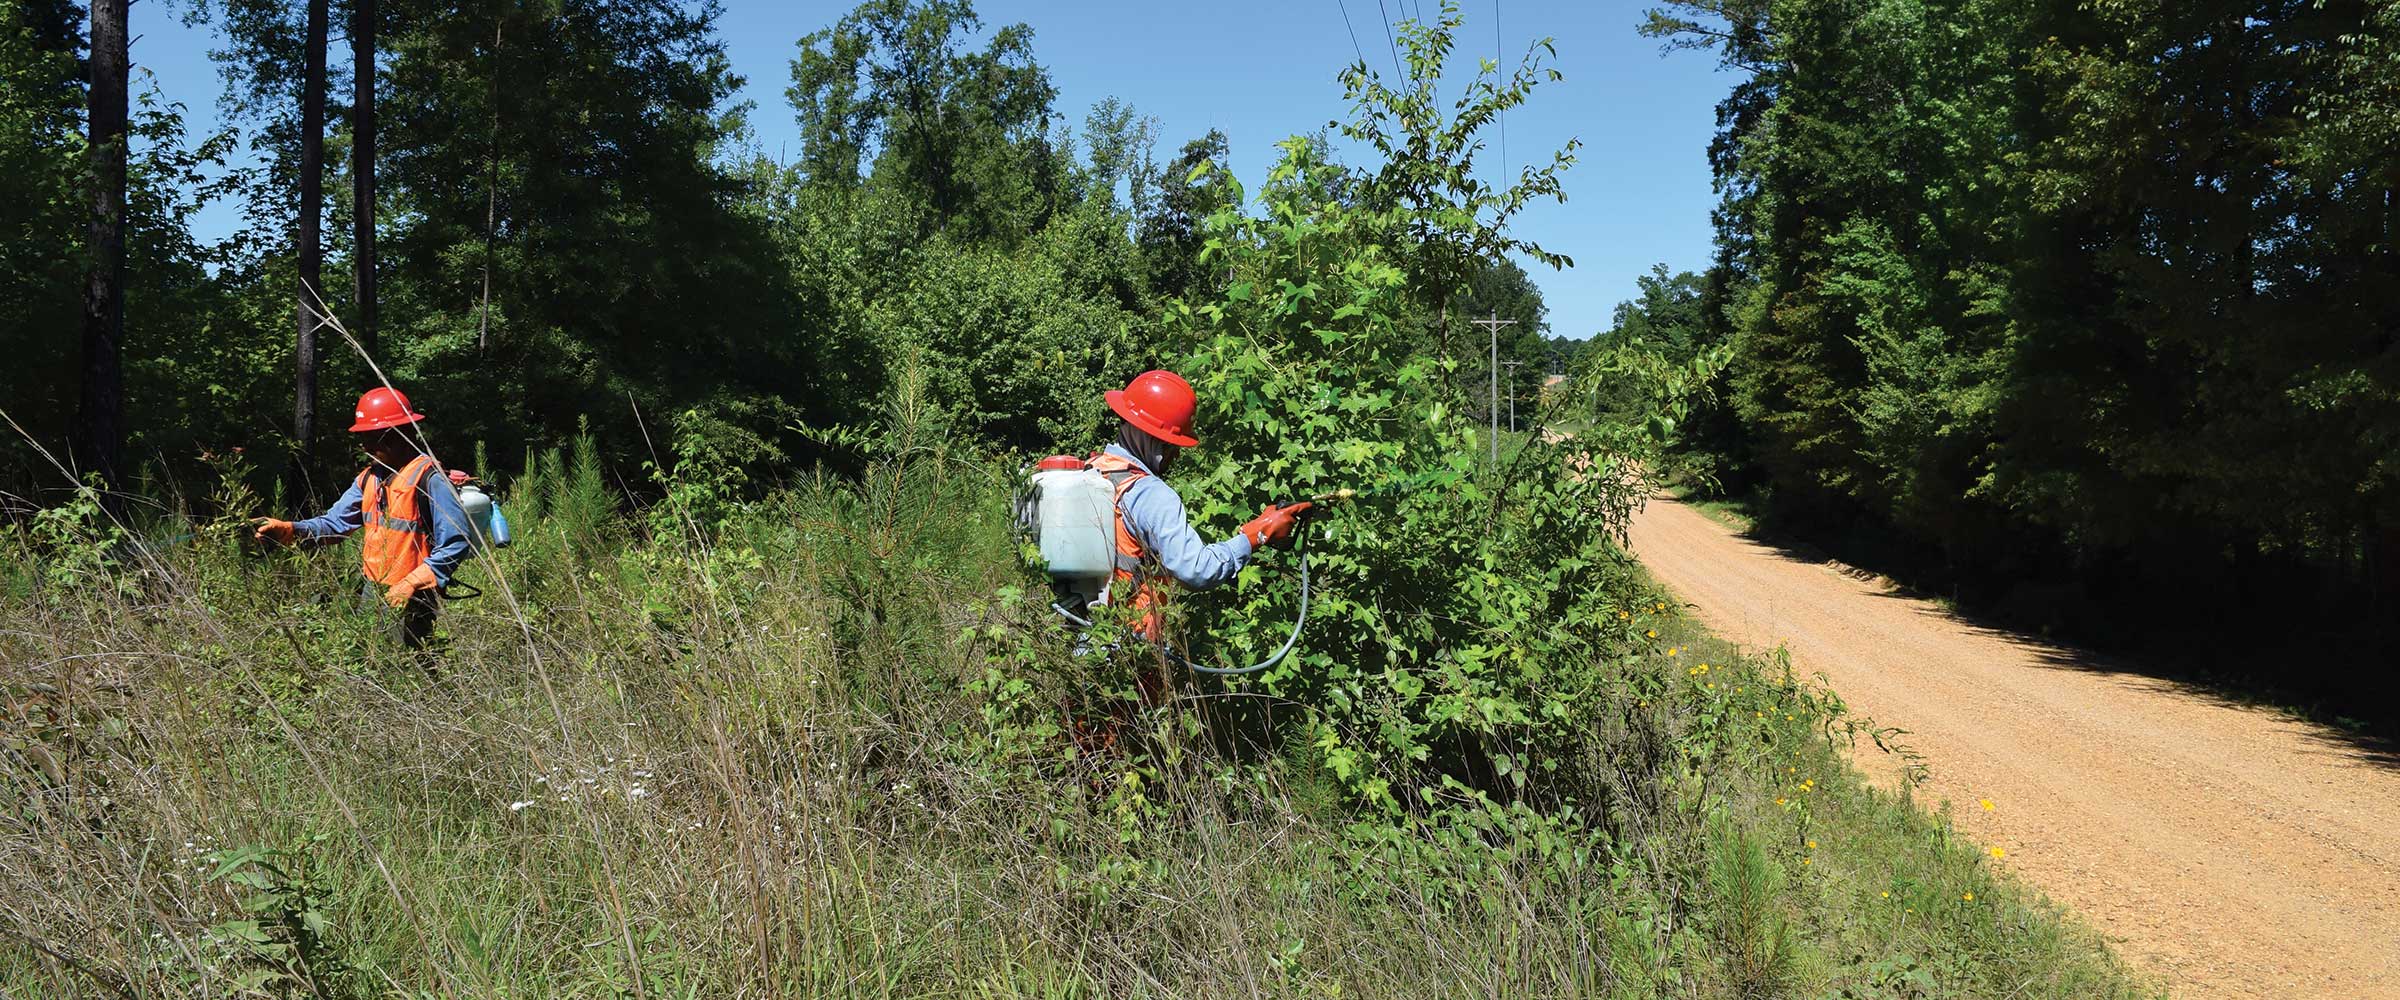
[1153,11,1653,819]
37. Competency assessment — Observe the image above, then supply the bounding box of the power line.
[1373,0,1404,79]
[1496,0,1506,186]
[1331,0,1369,71]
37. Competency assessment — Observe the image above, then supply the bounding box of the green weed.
[0,446,2154,998]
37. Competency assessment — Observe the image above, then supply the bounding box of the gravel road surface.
[1629,497,2400,1000]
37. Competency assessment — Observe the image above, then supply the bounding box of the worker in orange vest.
[1086,370,1313,642]
[251,387,472,649]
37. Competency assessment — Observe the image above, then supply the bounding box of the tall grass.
[2,441,2154,998]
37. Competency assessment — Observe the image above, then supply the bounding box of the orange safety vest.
[1086,452,1165,639]
[356,454,440,586]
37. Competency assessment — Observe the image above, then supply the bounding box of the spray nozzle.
[1274,488,1356,520]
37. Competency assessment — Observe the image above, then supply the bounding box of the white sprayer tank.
[1031,466,1117,598]
[456,483,497,550]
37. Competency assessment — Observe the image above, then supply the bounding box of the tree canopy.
[1644,0,2399,675]
[0,0,1555,505]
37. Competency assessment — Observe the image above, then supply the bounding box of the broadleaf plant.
[1159,4,1676,815]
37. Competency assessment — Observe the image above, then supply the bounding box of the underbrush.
[2,445,2151,999]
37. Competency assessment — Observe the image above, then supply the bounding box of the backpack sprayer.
[1019,456,1349,675]
[437,470,512,600]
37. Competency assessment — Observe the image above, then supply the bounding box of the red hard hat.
[350,387,426,433]
[1106,370,1199,447]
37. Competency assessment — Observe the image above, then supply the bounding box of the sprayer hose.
[1050,534,1310,676]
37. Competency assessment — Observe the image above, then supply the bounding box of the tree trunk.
[76,0,128,504]
[292,0,329,504]
[477,13,502,352]
[351,0,377,359]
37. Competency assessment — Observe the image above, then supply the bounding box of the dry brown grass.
[1,449,2154,999]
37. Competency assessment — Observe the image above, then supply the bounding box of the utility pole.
[1503,360,1525,432]
[1469,310,1516,465]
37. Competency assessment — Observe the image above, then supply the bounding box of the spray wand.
[1051,486,1360,676]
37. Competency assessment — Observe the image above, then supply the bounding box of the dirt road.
[1628,498,2400,1000]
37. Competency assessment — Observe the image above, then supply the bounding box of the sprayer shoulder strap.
[1083,453,1146,499]
[1087,458,1148,576]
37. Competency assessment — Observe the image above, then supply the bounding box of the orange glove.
[251,518,296,546]
[385,564,440,608]
[1239,502,1314,549]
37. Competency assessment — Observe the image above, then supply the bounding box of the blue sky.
[126,1,1737,341]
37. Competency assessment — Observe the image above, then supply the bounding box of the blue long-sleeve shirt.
[1104,443,1254,590]
[292,462,473,585]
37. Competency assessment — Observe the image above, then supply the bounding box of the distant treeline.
[1632,1,2399,687]
[0,0,1556,510]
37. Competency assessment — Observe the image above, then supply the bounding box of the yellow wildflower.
[1646,629,1657,638]
[1962,892,1974,902]
[1806,840,1817,849]
[1980,798,1994,812]
[1988,846,2005,859]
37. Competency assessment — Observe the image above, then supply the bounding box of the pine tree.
[77,0,128,500]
